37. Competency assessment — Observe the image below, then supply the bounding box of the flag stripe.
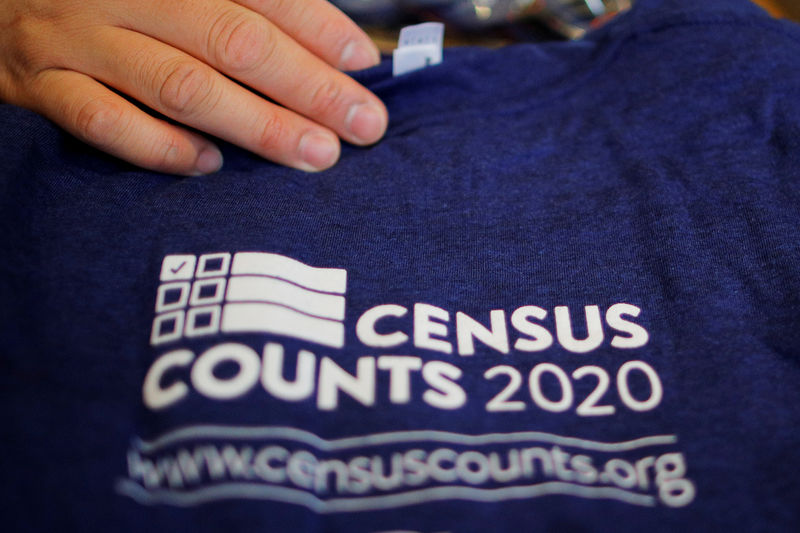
[231,252,346,294]
[226,276,345,321]
[221,303,345,348]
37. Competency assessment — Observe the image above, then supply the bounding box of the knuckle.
[307,79,344,119]
[151,136,185,170]
[316,16,349,48]
[264,0,296,20]
[74,98,125,146]
[3,17,52,76]
[254,112,286,152]
[157,60,214,116]
[210,13,271,73]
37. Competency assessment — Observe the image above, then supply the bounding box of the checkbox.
[160,254,197,282]
[163,287,184,305]
[156,281,190,313]
[190,278,226,306]
[196,253,231,278]
[150,311,185,345]
[185,306,221,337]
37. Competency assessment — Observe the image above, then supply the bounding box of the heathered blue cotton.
[1,0,799,531]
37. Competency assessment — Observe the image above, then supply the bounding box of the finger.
[29,68,224,176]
[69,27,341,172]
[116,0,388,146]
[233,0,380,71]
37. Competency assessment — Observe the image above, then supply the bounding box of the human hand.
[0,0,387,174]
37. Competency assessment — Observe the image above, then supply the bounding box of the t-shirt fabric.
[1,0,799,531]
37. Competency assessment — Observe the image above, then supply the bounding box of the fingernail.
[340,40,380,71]
[345,103,387,145]
[194,145,223,175]
[298,131,340,171]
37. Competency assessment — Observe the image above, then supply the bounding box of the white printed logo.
[151,252,347,348]
[126,251,698,513]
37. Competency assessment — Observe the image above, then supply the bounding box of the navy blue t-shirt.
[2,0,799,531]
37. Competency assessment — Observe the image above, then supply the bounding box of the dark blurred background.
[332,0,800,51]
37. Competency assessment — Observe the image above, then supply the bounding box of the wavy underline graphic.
[115,479,657,511]
[134,425,678,454]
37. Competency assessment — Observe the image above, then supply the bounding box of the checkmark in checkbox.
[160,254,197,282]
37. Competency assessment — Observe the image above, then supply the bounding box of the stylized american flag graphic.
[151,252,347,348]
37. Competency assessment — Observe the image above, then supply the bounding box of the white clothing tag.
[392,22,445,77]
